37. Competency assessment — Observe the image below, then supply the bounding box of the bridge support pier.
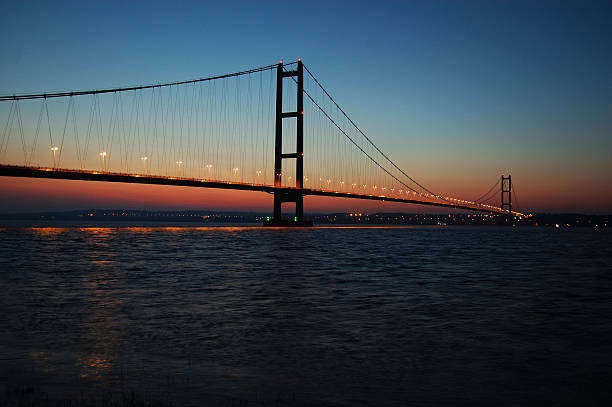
[264,190,311,226]
[264,60,312,227]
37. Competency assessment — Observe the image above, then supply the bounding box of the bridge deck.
[0,165,522,216]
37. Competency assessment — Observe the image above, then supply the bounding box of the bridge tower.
[501,174,512,213]
[264,60,312,226]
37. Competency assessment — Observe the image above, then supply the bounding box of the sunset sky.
[1,0,611,214]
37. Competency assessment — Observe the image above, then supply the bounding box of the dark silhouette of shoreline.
[0,209,608,227]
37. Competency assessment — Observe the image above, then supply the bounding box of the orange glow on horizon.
[0,175,610,214]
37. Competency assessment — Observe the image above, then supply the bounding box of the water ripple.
[1,225,611,406]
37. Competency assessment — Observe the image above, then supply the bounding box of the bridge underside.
[0,165,517,218]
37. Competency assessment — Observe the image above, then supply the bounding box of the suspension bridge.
[0,60,523,225]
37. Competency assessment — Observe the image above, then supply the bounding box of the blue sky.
[1,0,611,212]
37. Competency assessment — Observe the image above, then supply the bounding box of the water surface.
[1,225,611,406]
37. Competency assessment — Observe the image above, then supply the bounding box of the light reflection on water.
[1,225,611,406]
[29,226,68,235]
[77,356,113,380]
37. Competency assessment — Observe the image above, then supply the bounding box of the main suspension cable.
[0,63,294,101]
[301,84,422,195]
[303,64,443,198]
[473,177,501,203]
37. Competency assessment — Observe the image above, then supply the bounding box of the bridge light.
[141,156,148,174]
[298,58,301,62]
[279,60,283,64]
[294,216,297,222]
[99,151,107,171]
[50,146,59,168]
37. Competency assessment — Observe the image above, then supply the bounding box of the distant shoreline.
[0,210,608,227]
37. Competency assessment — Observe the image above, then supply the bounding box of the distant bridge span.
[0,165,523,217]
